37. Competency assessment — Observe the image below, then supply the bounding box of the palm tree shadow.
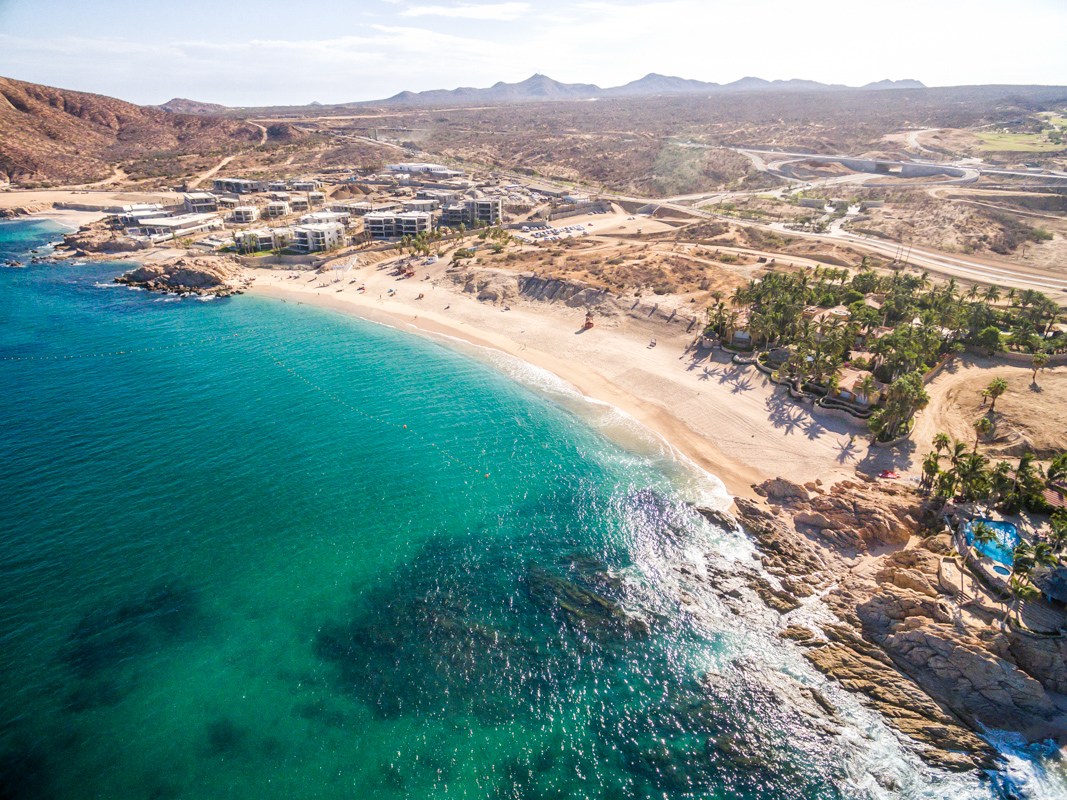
[836,438,860,464]
[730,377,754,394]
[765,392,803,435]
[854,437,918,478]
[801,417,825,440]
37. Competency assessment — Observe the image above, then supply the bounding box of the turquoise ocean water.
[0,218,1062,799]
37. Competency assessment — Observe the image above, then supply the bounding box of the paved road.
[735,146,1067,184]
[604,198,1067,300]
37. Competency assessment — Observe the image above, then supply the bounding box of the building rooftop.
[143,213,218,228]
[1033,566,1067,603]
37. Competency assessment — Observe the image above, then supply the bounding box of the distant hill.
[862,79,926,91]
[373,73,927,107]
[386,74,602,105]
[0,76,262,184]
[604,73,721,96]
[156,97,229,114]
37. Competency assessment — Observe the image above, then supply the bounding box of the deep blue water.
[0,218,1062,799]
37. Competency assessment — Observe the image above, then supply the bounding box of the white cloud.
[0,1,1064,105]
[401,2,531,20]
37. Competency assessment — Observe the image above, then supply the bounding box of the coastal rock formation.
[754,477,916,550]
[733,480,1067,772]
[60,221,145,256]
[0,201,52,219]
[116,256,250,296]
[1001,633,1067,695]
[801,623,994,772]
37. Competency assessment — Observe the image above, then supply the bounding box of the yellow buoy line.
[0,334,241,363]
[267,353,490,480]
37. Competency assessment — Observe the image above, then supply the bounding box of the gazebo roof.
[1032,566,1067,603]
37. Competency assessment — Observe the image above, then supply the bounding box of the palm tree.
[1048,512,1067,554]
[972,416,993,453]
[971,520,998,550]
[1046,453,1067,487]
[949,439,968,469]
[1003,576,1040,625]
[1031,352,1049,385]
[921,451,941,492]
[985,377,1008,413]
[983,285,1002,305]
[1031,541,1058,571]
[1012,542,1036,581]
[990,460,1014,508]
[933,432,951,455]
[856,374,877,406]
[867,370,929,442]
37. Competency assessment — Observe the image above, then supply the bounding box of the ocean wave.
[344,313,736,510]
[478,348,733,509]
[983,730,1067,799]
[93,282,122,289]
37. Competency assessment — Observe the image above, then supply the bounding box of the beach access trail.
[248,265,884,500]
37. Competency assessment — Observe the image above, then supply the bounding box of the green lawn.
[976,131,1066,152]
[1037,112,1067,129]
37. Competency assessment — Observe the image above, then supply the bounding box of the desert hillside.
[0,76,262,185]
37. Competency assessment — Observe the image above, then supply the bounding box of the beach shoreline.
[31,209,107,230]
[247,265,875,502]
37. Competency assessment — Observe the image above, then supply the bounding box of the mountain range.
[377,73,926,107]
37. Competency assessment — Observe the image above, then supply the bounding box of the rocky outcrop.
[115,256,250,296]
[734,479,1067,772]
[753,477,810,502]
[753,477,917,551]
[802,624,995,772]
[1000,631,1067,696]
[60,221,145,256]
[0,201,51,219]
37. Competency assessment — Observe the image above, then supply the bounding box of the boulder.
[1004,632,1067,696]
[116,256,249,296]
[754,478,810,503]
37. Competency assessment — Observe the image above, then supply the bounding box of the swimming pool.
[964,519,1021,566]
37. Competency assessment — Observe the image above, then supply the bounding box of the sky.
[0,0,1064,106]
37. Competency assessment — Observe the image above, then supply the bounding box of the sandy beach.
[29,209,107,230]
[248,263,884,501]
[1,189,183,232]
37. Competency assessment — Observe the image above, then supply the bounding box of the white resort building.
[183,193,219,214]
[364,211,432,240]
[291,223,345,253]
[135,213,223,241]
[232,206,259,224]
